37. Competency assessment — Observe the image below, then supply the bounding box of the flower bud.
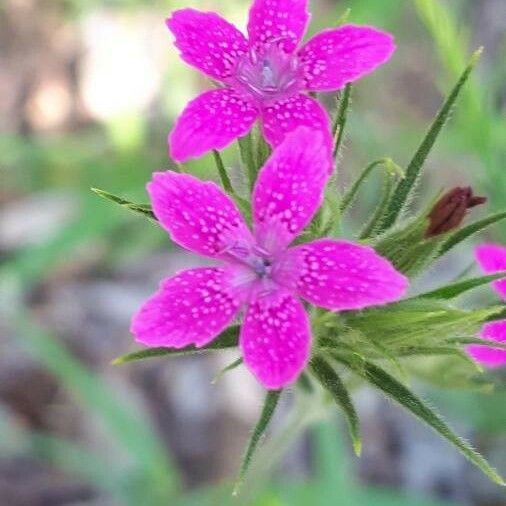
[425,186,486,238]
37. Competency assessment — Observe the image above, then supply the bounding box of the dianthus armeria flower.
[131,128,407,389]
[466,243,506,368]
[166,0,395,163]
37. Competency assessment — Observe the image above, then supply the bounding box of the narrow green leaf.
[310,357,361,456]
[233,389,282,495]
[448,336,506,351]
[212,149,234,194]
[438,211,506,256]
[334,354,505,486]
[91,188,155,220]
[332,83,352,158]
[378,48,483,232]
[414,271,506,300]
[340,158,403,214]
[112,325,239,365]
[212,357,243,384]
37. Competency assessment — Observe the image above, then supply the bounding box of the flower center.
[231,41,302,105]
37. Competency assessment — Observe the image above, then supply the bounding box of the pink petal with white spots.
[148,171,253,259]
[260,94,332,151]
[166,9,248,80]
[252,127,331,253]
[131,267,240,349]
[299,24,396,92]
[248,0,309,54]
[169,88,258,162]
[240,292,311,389]
[466,320,506,368]
[475,243,506,300]
[286,239,408,310]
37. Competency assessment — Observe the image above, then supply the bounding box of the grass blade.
[112,325,240,365]
[438,211,506,256]
[310,357,361,456]
[233,389,282,495]
[91,187,155,219]
[334,353,505,486]
[378,48,483,232]
[414,271,506,300]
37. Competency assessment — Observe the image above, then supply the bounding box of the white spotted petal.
[240,291,311,389]
[148,170,254,259]
[167,9,249,80]
[131,267,240,348]
[252,126,331,253]
[169,88,258,163]
[286,239,408,310]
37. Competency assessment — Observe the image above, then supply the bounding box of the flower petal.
[148,170,253,258]
[240,292,311,389]
[260,94,332,150]
[247,0,309,53]
[286,239,408,310]
[475,243,506,300]
[252,126,331,253]
[169,88,258,162]
[299,24,396,92]
[466,320,506,368]
[166,9,248,80]
[131,267,240,348]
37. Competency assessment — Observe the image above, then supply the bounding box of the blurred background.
[1,0,505,505]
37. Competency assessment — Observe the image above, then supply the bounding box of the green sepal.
[233,389,282,495]
[377,48,483,233]
[91,188,155,220]
[337,299,501,349]
[112,325,240,365]
[413,271,506,300]
[310,356,362,456]
[333,353,505,486]
[438,210,506,257]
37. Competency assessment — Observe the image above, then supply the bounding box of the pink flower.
[131,128,408,389]
[466,243,506,368]
[166,0,395,162]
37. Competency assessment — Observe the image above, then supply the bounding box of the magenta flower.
[166,0,395,162]
[131,128,407,389]
[466,243,506,368]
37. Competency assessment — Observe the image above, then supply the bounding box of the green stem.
[238,132,257,191]
[212,150,234,194]
[340,158,396,214]
[359,174,395,239]
[332,84,352,159]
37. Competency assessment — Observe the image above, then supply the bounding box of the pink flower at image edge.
[466,243,506,368]
[166,0,396,163]
[130,128,408,389]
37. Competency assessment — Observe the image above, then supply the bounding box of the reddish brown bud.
[425,186,487,238]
